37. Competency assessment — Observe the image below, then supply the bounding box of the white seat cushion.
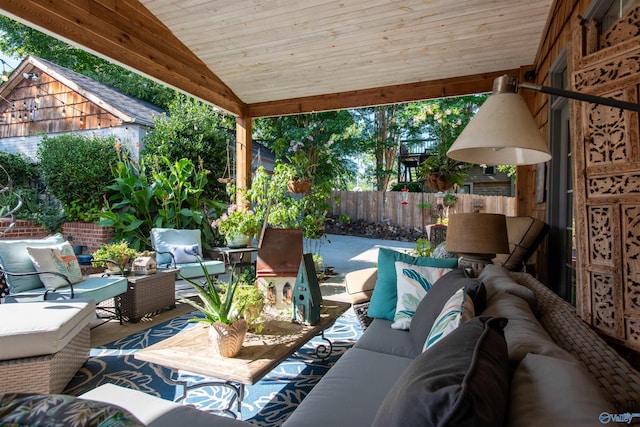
[0,299,95,360]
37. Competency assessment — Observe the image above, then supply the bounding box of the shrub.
[390,181,423,192]
[37,134,121,221]
[0,152,37,187]
[142,95,231,200]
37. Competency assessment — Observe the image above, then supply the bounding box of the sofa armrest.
[345,267,378,305]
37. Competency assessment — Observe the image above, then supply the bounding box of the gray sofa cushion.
[282,347,413,427]
[409,267,486,352]
[372,316,510,427]
[478,264,537,310]
[353,318,417,359]
[507,353,614,427]
[483,291,574,365]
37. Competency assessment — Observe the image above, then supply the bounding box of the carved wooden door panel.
[570,6,640,350]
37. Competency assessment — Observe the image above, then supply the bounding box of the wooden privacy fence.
[328,191,516,230]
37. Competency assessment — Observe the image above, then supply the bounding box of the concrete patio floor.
[91,234,416,346]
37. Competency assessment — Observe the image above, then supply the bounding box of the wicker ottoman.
[0,299,95,394]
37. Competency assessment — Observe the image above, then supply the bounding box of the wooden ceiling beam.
[0,0,246,116]
[247,69,520,118]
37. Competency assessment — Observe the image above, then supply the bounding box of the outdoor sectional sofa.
[3,260,636,426]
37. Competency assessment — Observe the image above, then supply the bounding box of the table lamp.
[445,213,509,276]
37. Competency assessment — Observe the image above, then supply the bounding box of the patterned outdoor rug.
[64,310,362,426]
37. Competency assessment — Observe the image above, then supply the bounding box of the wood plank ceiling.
[0,0,553,117]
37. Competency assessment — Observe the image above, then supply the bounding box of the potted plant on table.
[92,240,138,274]
[179,262,255,357]
[212,203,262,248]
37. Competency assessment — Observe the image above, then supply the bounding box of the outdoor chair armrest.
[0,268,75,298]
[154,250,177,269]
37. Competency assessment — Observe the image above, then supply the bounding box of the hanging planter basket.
[427,174,453,192]
[217,138,235,185]
[208,319,247,358]
[287,179,311,194]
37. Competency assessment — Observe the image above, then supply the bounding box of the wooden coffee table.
[135,299,350,418]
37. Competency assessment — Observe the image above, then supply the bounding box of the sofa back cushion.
[483,291,574,366]
[150,228,203,265]
[409,267,486,352]
[507,353,614,427]
[368,248,457,321]
[0,233,65,293]
[478,264,537,310]
[372,316,510,427]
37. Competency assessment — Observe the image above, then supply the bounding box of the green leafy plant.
[418,142,469,191]
[232,268,265,332]
[0,152,37,187]
[390,181,423,192]
[99,155,225,250]
[443,193,457,207]
[417,202,432,211]
[37,134,121,222]
[92,240,138,271]
[179,262,245,325]
[211,203,262,239]
[412,238,432,257]
[142,94,232,200]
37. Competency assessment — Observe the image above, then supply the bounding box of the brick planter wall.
[0,219,114,255]
[0,219,48,239]
[62,222,114,254]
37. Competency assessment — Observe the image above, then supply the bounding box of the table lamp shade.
[445,213,509,257]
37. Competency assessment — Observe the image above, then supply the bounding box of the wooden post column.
[235,116,253,206]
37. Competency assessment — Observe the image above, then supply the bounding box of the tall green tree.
[142,95,234,199]
[254,111,360,189]
[0,16,175,109]
[351,103,425,191]
[351,96,489,191]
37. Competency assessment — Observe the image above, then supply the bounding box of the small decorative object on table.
[292,253,322,325]
[132,256,157,275]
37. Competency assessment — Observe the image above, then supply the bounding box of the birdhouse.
[291,253,323,325]
[132,256,157,275]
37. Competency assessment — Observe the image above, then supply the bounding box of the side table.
[120,269,177,323]
[210,246,258,276]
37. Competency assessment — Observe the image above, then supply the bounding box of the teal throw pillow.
[368,248,458,321]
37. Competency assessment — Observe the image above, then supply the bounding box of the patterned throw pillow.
[423,287,475,351]
[391,261,452,330]
[25,241,83,290]
[0,393,144,426]
[368,248,458,321]
[168,243,200,264]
